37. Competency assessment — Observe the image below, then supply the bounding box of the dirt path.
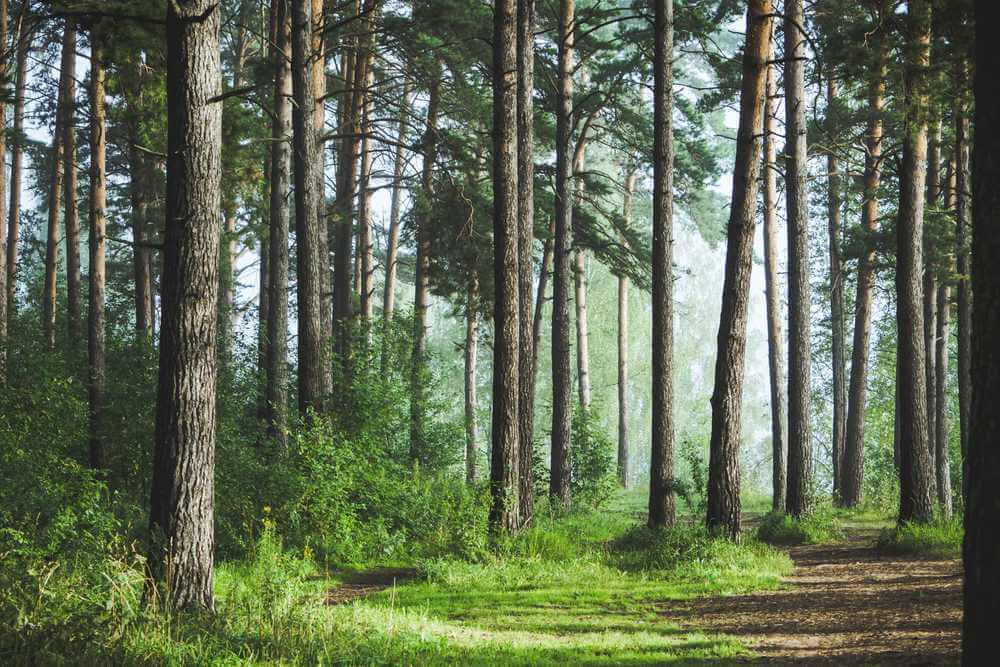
[324,567,416,606]
[665,531,962,664]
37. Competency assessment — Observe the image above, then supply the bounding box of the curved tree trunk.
[149,0,222,610]
[649,0,675,529]
[550,0,574,508]
[763,56,787,512]
[707,0,773,539]
[266,0,292,447]
[490,0,521,535]
[842,15,886,507]
[896,0,935,524]
[516,0,536,527]
[88,35,107,472]
[784,0,813,518]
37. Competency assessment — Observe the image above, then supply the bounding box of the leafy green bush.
[755,507,843,545]
[876,517,963,559]
[569,406,618,508]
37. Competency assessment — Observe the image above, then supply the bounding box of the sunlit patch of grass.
[876,516,963,559]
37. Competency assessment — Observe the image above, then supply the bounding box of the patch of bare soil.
[664,531,962,665]
[325,567,417,605]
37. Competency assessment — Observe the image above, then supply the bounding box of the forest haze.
[0,0,996,664]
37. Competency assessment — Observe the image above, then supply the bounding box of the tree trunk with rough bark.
[125,58,154,341]
[63,24,81,345]
[0,0,7,378]
[490,0,520,535]
[6,14,28,312]
[382,76,411,322]
[707,0,772,539]
[935,281,951,516]
[923,119,941,494]
[43,30,71,351]
[149,0,222,610]
[649,0,676,529]
[896,0,935,524]
[88,34,107,472]
[465,279,479,485]
[827,77,846,498]
[550,0,574,508]
[954,59,972,480]
[516,0,536,527]
[291,0,329,416]
[763,56,787,512]
[358,65,375,325]
[266,0,292,447]
[964,2,1000,654]
[784,0,813,518]
[409,65,440,461]
[618,169,635,489]
[842,15,887,507]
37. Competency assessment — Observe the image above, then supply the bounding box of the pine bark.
[649,0,676,529]
[964,1,1000,654]
[784,0,812,518]
[6,14,28,312]
[618,170,636,489]
[516,0,536,526]
[125,60,154,341]
[707,0,772,538]
[573,245,590,409]
[465,278,479,485]
[827,77,846,497]
[763,57,787,512]
[954,59,972,473]
[490,0,521,535]
[923,119,941,493]
[0,0,8,378]
[550,0,574,508]
[43,31,71,351]
[935,282,951,516]
[358,65,376,324]
[291,0,329,416]
[266,0,292,446]
[88,35,107,472]
[409,65,440,460]
[63,24,81,345]
[149,0,222,610]
[842,20,887,507]
[895,0,935,524]
[382,77,411,322]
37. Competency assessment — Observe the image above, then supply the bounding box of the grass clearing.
[755,505,844,545]
[876,516,963,559]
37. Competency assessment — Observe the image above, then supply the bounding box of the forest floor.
[664,525,963,664]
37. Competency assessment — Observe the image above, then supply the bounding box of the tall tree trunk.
[358,65,375,325]
[954,58,972,482]
[550,0,574,508]
[531,222,554,380]
[6,14,28,312]
[149,0,222,610]
[88,34,107,472]
[964,1,1000,654]
[382,76,411,322]
[0,0,8,379]
[516,0,536,526]
[266,0,292,446]
[490,0,520,535]
[618,169,636,489]
[784,0,813,518]
[707,0,773,538]
[465,278,479,485]
[312,0,332,363]
[63,23,81,345]
[573,244,591,409]
[763,56,787,512]
[935,281,951,516]
[842,18,887,507]
[125,58,154,341]
[896,0,935,524]
[43,31,70,351]
[922,118,941,495]
[649,0,676,529]
[291,0,330,416]
[827,77,846,498]
[409,64,440,461]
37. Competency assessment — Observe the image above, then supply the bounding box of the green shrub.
[755,507,843,545]
[569,406,618,508]
[876,517,963,559]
